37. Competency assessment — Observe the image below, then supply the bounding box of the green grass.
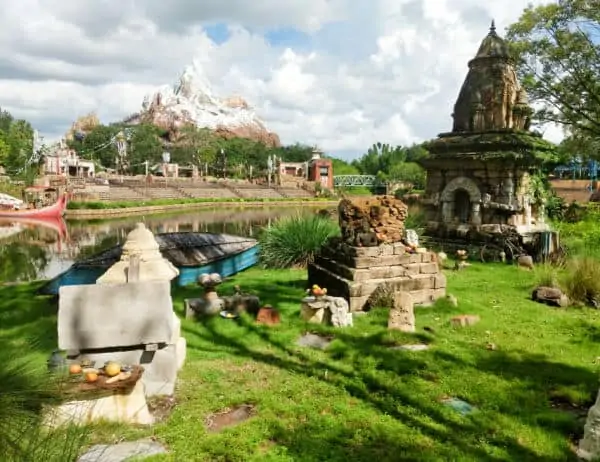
[1,266,599,461]
[67,197,333,210]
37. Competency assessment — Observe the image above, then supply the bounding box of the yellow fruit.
[104,362,122,377]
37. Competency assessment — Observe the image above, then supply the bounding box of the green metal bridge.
[333,175,385,187]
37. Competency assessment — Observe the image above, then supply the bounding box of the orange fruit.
[69,364,82,374]
[85,372,99,383]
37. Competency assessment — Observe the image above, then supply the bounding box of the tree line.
[67,123,319,177]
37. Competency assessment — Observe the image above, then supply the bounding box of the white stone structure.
[58,223,186,398]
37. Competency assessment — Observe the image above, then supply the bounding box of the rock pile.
[338,195,408,246]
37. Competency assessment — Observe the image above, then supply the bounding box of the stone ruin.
[416,21,558,260]
[57,223,186,398]
[338,195,408,246]
[308,195,446,312]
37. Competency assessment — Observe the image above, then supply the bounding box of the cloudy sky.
[1,0,560,159]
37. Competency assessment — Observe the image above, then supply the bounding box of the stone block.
[388,292,415,332]
[434,273,447,289]
[58,281,174,351]
[420,263,439,274]
[421,253,432,263]
[409,254,421,263]
[405,264,420,275]
[42,380,153,428]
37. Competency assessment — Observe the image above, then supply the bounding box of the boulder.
[531,286,569,307]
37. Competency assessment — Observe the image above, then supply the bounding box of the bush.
[259,214,340,268]
[561,257,600,307]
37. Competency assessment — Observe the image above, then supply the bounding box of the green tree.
[128,124,164,174]
[388,162,426,189]
[4,119,34,175]
[507,1,600,137]
[68,124,119,168]
[329,157,360,175]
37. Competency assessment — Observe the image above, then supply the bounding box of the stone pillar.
[471,202,481,226]
[442,201,453,222]
[523,195,532,228]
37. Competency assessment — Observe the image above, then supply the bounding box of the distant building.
[277,148,333,189]
[43,140,95,178]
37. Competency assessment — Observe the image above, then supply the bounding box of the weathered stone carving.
[388,292,415,332]
[451,22,532,134]
[338,195,408,246]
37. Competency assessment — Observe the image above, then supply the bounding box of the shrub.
[259,213,340,268]
[561,257,600,307]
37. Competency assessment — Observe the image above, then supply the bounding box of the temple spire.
[489,19,496,34]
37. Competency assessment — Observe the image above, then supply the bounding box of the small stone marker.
[296,333,331,350]
[450,314,480,327]
[77,439,167,462]
[390,344,430,351]
[517,254,534,270]
[388,292,415,332]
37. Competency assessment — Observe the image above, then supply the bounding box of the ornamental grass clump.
[259,213,339,269]
[562,257,600,307]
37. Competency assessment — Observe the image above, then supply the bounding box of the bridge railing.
[333,175,385,187]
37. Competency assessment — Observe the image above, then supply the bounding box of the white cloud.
[0,0,558,158]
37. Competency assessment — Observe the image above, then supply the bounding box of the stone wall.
[309,240,446,312]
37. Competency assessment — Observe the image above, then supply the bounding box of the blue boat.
[40,232,259,295]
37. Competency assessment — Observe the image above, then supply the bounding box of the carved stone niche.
[439,176,482,225]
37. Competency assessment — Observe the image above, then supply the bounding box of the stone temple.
[418,21,557,250]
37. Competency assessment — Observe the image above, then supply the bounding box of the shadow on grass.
[0,283,58,353]
[183,310,587,461]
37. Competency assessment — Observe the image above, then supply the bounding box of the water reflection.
[0,206,324,282]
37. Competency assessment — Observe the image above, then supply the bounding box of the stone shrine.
[308,196,446,312]
[418,22,557,247]
[58,223,186,397]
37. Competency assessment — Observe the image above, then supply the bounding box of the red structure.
[307,151,333,189]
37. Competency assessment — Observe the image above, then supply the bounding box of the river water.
[0,206,326,283]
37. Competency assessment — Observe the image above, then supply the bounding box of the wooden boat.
[0,193,67,219]
[0,216,68,241]
[40,232,259,295]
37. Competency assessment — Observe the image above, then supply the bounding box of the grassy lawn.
[1,264,600,461]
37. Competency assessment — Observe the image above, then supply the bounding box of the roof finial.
[490,19,496,34]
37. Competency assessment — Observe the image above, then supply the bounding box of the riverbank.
[65,198,338,219]
[1,265,597,460]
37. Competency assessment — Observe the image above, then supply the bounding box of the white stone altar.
[58,222,187,398]
[300,295,353,327]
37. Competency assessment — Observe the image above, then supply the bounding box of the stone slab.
[58,281,174,350]
[78,439,167,462]
[43,380,153,429]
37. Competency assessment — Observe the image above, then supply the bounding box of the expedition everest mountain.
[123,60,281,147]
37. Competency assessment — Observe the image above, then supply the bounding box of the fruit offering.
[311,284,328,297]
[104,361,122,377]
[69,364,82,374]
